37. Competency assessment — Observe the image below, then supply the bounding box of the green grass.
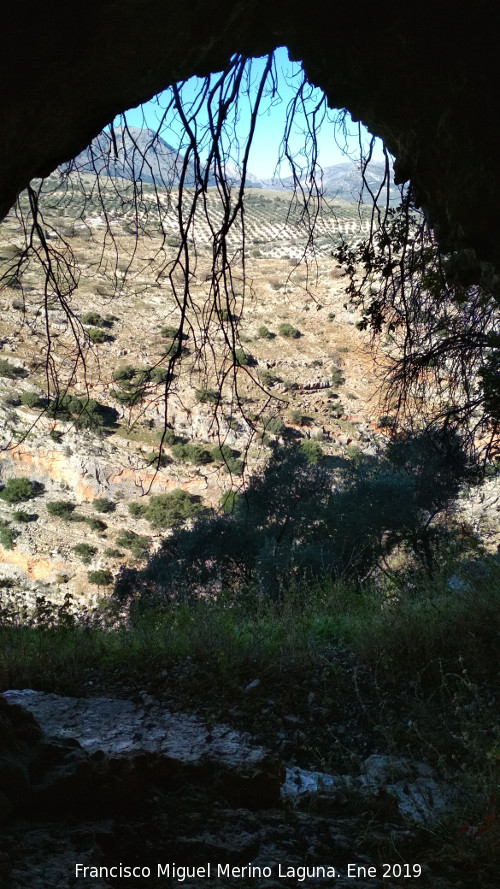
[2,565,498,695]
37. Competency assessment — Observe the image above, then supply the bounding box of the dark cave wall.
[2,1,499,267]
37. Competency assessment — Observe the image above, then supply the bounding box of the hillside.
[0,169,498,607]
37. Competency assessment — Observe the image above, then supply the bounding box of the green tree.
[0,477,34,503]
[142,490,206,529]
[72,543,97,565]
[87,570,113,586]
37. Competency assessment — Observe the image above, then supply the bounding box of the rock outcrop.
[1,690,492,889]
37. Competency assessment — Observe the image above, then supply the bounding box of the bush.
[144,451,169,468]
[48,394,118,431]
[234,348,254,367]
[290,409,305,425]
[85,517,107,533]
[104,548,123,559]
[115,529,150,559]
[299,440,324,464]
[0,359,26,379]
[195,388,219,404]
[12,510,30,522]
[330,368,345,387]
[220,490,240,513]
[0,526,16,550]
[258,369,280,387]
[87,327,108,344]
[278,322,301,338]
[262,417,284,436]
[72,543,97,565]
[378,415,396,428]
[87,570,113,586]
[171,442,213,465]
[81,311,104,327]
[149,366,169,384]
[328,402,345,417]
[110,387,144,407]
[160,325,187,340]
[211,444,244,475]
[0,477,34,503]
[93,497,115,513]
[128,502,146,518]
[19,391,44,408]
[257,325,274,339]
[112,364,136,382]
[46,500,76,520]
[141,490,206,529]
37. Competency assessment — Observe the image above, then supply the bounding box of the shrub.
[195,388,219,404]
[378,415,396,428]
[258,369,280,387]
[328,402,345,417]
[128,502,146,518]
[72,543,97,565]
[19,391,44,408]
[0,359,26,379]
[141,490,206,529]
[234,348,253,366]
[87,327,108,344]
[299,440,324,464]
[46,500,76,520]
[112,365,136,382]
[278,322,301,338]
[262,417,284,436]
[115,529,150,559]
[162,342,189,358]
[257,325,274,339]
[49,429,63,443]
[0,477,34,503]
[290,409,305,425]
[48,394,118,431]
[171,442,213,465]
[211,444,244,475]
[160,325,187,339]
[2,393,20,408]
[87,570,113,586]
[220,489,240,512]
[330,368,345,387]
[85,517,107,532]
[93,497,115,513]
[0,526,16,550]
[81,311,104,327]
[144,451,169,468]
[149,366,169,384]
[104,548,123,559]
[12,509,32,522]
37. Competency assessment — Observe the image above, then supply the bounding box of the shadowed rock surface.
[1,691,496,889]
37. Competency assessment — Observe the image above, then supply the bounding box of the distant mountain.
[266,161,402,203]
[69,126,200,187]
[69,127,401,203]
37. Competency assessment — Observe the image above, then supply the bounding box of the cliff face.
[1,2,499,270]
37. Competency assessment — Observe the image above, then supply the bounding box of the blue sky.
[118,48,386,180]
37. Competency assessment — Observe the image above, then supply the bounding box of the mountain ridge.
[69,126,401,203]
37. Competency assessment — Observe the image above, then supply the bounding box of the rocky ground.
[1,652,498,889]
[1,183,499,608]
[0,183,395,606]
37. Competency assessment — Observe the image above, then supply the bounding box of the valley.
[0,173,394,606]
